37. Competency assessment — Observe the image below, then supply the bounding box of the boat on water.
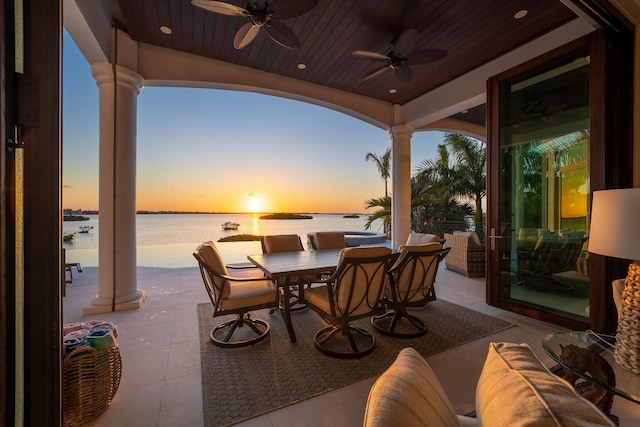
[221,221,240,230]
[78,225,94,233]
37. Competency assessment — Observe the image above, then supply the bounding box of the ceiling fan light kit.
[191,0,317,49]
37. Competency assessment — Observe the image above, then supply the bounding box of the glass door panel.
[497,51,590,322]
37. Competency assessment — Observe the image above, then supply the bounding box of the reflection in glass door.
[496,50,590,322]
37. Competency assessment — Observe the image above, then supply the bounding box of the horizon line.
[65,209,370,216]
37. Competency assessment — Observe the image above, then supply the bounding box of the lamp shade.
[588,188,640,260]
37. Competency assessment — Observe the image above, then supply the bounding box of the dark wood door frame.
[487,27,634,332]
[1,0,62,425]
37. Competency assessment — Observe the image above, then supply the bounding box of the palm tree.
[415,134,486,231]
[363,179,434,234]
[444,134,486,227]
[365,147,392,235]
[414,144,457,201]
[412,154,474,233]
[365,147,391,197]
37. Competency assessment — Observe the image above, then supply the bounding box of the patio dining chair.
[309,231,346,250]
[371,243,450,338]
[261,234,304,253]
[193,241,278,348]
[261,234,308,311]
[304,246,393,358]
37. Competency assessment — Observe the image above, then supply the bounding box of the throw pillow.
[406,232,439,246]
[475,342,616,427]
[363,347,464,427]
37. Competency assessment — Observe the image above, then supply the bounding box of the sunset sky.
[62,30,444,214]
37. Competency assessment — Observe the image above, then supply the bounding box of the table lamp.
[588,188,640,375]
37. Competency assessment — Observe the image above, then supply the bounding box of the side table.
[543,331,640,421]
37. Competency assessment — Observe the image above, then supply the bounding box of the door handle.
[488,228,502,251]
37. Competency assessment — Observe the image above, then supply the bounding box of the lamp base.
[614,262,640,375]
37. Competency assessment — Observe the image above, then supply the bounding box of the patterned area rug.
[198,299,514,426]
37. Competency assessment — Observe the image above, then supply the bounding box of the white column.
[389,125,414,250]
[85,62,145,314]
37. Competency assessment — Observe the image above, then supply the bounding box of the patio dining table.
[247,249,342,343]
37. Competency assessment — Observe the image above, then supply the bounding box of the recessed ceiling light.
[514,10,528,19]
[160,26,172,35]
[297,63,306,70]
[461,110,468,114]
[389,89,397,94]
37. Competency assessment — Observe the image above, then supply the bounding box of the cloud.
[63,184,73,189]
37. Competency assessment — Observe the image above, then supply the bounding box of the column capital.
[388,124,415,139]
[91,62,144,93]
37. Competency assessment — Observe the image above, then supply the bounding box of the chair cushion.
[196,241,231,299]
[308,247,392,317]
[406,232,440,246]
[363,347,464,427]
[475,342,616,427]
[262,234,303,253]
[390,243,443,301]
[313,231,346,250]
[338,247,392,316]
[305,285,332,313]
[393,242,443,268]
[219,280,276,310]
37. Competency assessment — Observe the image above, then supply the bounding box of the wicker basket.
[62,344,122,426]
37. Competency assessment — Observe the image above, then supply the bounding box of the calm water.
[63,213,384,268]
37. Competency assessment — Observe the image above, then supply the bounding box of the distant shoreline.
[66,210,369,216]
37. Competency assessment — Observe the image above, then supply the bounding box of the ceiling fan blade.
[394,64,412,82]
[234,22,260,49]
[269,0,318,20]
[264,20,299,49]
[407,49,447,65]
[392,28,418,57]
[191,0,248,17]
[352,50,390,62]
[359,65,391,82]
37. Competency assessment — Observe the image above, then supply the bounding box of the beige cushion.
[307,247,391,317]
[338,247,391,316]
[390,243,443,301]
[406,232,439,246]
[219,280,276,310]
[195,241,231,299]
[262,234,303,253]
[476,342,616,427]
[363,347,464,427]
[313,231,346,250]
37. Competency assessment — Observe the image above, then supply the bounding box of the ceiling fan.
[191,0,317,50]
[352,28,447,83]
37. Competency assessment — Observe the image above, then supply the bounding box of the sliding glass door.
[487,27,634,330]
[489,43,592,325]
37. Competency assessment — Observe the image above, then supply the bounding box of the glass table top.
[542,331,640,404]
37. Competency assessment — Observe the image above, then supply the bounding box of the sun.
[245,192,266,213]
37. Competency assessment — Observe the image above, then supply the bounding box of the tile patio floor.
[63,264,640,426]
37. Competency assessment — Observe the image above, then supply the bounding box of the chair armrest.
[207,268,269,283]
[226,262,259,270]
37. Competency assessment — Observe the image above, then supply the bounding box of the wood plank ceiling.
[114,0,577,105]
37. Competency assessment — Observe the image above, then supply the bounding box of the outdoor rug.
[198,299,514,426]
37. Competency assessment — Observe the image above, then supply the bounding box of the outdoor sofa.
[364,343,616,426]
[443,231,486,277]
